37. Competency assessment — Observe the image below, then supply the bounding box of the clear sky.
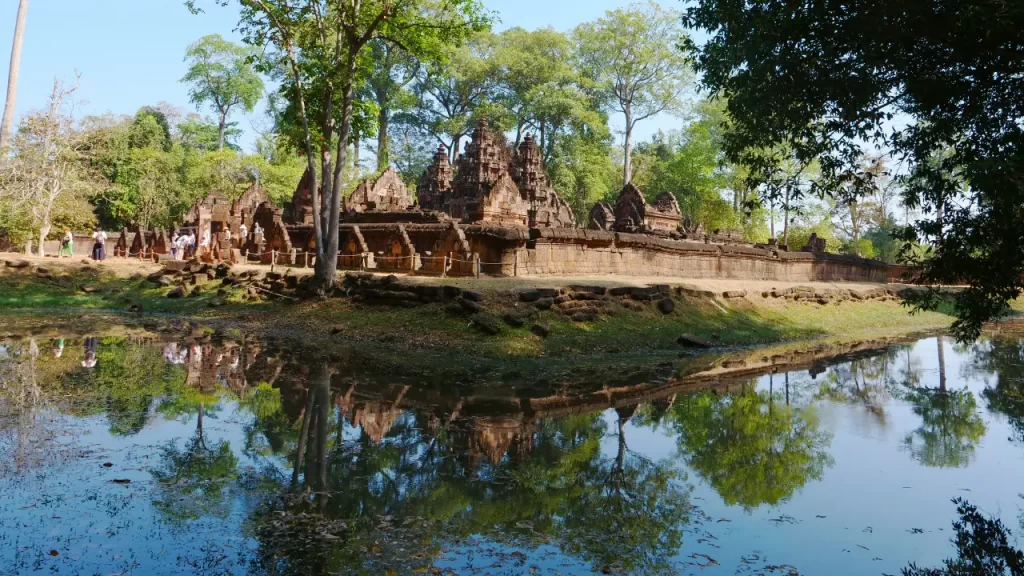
[0,0,680,152]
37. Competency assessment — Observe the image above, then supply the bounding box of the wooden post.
[442,254,448,278]
[474,254,481,279]
[271,250,276,273]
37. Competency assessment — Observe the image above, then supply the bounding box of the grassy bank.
[0,263,956,358]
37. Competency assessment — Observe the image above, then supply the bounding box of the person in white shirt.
[200,229,211,257]
[253,222,263,237]
[91,229,107,261]
[239,222,248,242]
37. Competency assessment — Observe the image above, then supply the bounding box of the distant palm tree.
[0,0,28,151]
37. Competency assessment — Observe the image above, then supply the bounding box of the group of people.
[52,221,265,263]
[170,229,197,260]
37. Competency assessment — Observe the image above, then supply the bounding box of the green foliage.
[684,0,1024,341]
[632,100,742,232]
[181,34,264,151]
[575,0,691,184]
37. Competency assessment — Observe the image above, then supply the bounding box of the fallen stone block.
[4,259,29,269]
[519,289,542,303]
[461,289,483,302]
[167,286,188,299]
[531,323,551,338]
[534,297,554,310]
[677,333,715,349]
[657,297,675,314]
[468,312,501,335]
[456,296,484,314]
[722,290,747,299]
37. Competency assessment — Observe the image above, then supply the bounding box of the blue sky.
[0,0,684,153]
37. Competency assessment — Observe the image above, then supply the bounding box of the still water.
[1,325,1023,575]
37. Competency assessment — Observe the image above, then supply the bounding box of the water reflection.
[1,330,1023,574]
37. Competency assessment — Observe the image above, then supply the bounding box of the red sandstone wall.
[516,240,889,283]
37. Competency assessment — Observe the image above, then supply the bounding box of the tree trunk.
[315,52,359,291]
[376,103,389,171]
[36,220,49,257]
[313,362,330,491]
[937,335,946,394]
[0,0,27,151]
[353,137,360,178]
[217,110,226,151]
[783,184,791,245]
[623,113,634,186]
[291,388,316,490]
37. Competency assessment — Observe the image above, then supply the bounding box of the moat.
[2,322,1023,575]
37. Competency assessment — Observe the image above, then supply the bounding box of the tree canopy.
[683,0,1024,341]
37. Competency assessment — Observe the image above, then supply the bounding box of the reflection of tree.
[667,383,833,511]
[63,339,185,436]
[902,337,986,469]
[249,381,692,575]
[968,338,1024,443]
[151,373,239,523]
[816,351,902,427]
[903,498,1024,575]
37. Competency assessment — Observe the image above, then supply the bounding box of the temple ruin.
[117,117,892,282]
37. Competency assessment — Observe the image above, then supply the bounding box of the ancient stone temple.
[417,145,453,212]
[510,135,576,228]
[448,119,531,226]
[588,202,615,231]
[285,169,316,225]
[345,167,414,213]
[610,183,682,234]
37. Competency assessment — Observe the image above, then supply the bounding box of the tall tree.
[0,0,28,151]
[407,34,499,164]
[575,1,691,186]
[181,34,264,151]
[1,77,95,256]
[188,0,488,293]
[684,0,1024,341]
[366,40,419,171]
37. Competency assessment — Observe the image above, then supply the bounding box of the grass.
[0,267,957,359]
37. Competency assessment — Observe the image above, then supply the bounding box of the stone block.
[534,298,554,310]
[469,312,501,335]
[657,298,675,314]
[531,323,551,338]
[461,289,483,302]
[722,290,747,299]
[677,334,714,349]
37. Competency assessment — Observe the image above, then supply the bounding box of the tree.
[188,0,489,293]
[631,99,744,233]
[181,34,264,152]
[684,0,1024,342]
[0,77,95,256]
[0,0,28,151]
[575,1,691,186]
[406,34,499,164]
[366,40,419,171]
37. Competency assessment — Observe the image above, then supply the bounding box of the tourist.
[200,228,211,258]
[59,229,74,258]
[239,222,248,243]
[170,231,180,260]
[81,337,98,369]
[91,229,107,261]
[185,230,196,259]
[52,338,64,359]
[253,222,263,237]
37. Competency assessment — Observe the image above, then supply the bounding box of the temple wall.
[514,239,888,283]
